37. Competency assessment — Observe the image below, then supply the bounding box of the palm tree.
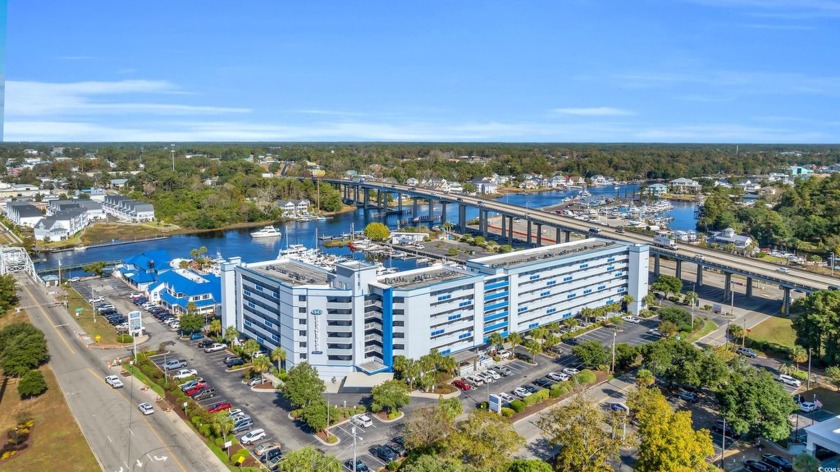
[437,354,457,377]
[580,307,594,324]
[271,346,286,372]
[523,339,542,363]
[488,332,504,353]
[208,319,222,338]
[545,321,561,334]
[779,363,796,376]
[621,294,635,312]
[791,346,808,371]
[643,293,656,307]
[243,339,261,359]
[251,355,272,380]
[224,326,239,345]
[507,332,522,354]
[563,318,578,332]
[403,358,420,389]
[543,333,560,352]
[212,412,235,458]
[683,291,699,307]
[530,327,548,344]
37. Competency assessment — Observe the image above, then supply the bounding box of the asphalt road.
[15,274,224,472]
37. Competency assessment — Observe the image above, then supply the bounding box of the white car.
[777,267,790,274]
[484,370,501,380]
[172,369,198,380]
[478,372,495,383]
[105,375,124,388]
[228,408,244,418]
[89,296,105,304]
[647,328,662,337]
[622,316,640,323]
[800,402,820,413]
[138,402,155,415]
[547,372,569,382]
[513,387,531,399]
[693,254,705,262]
[562,367,580,376]
[204,343,226,353]
[466,375,484,386]
[351,414,373,428]
[240,428,266,445]
[498,392,515,403]
[778,374,802,387]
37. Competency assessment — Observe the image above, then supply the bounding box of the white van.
[778,374,801,387]
[351,414,372,428]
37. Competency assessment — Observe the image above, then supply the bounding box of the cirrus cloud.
[552,107,635,117]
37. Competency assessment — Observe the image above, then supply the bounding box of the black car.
[522,385,539,394]
[745,460,775,472]
[369,445,398,463]
[343,459,370,472]
[565,337,579,346]
[761,454,793,472]
[532,378,554,389]
[226,358,245,368]
[392,436,407,450]
[675,390,699,403]
[712,420,737,438]
[386,440,407,457]
[197,340,214,349]
[259,448,283,464]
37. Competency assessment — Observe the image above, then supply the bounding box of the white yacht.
[251,226,282,239]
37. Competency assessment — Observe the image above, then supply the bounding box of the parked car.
[240,428,267,445]
[232,418,255,433]
[736,346,758,358]
[204,342,226,353]
[197,340,214,349]
[547,372,569,382]
[492,365,513,376]
[188,332,204,341]
[622,315,640,323]
[351,414,373,428]
[466,375,484,386]
[562,367,580,376]
[105,375,124,388]
[513,387,531,399]
[369,445,398,463]
[744,459,775,472]
[761,454,793,472]
[259,447,283,466]
[172,369,198,380]
[675,390,699,403]
[498,392,515,403]
[777,374,801,387]
[386,440,407,457]
[483,370,501,380]
[193,388,217,401]
[607,402,629,413]
[255,443,280,457]
[478,371,496,383]
[207,401,232,413]
[532,378,554,389]
[647,328,663,337]
[163,359,187,370]
[496,349,512,359]
[712,420,737,437]
[800,401,820,413]
[180,380,206,392]
[453,379,472,391]
[184,384,210,396]
[344,459,370,472]
[138,402,155,415]
[226,358,245,368]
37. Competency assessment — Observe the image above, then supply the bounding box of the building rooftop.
[379,265,473,290]
[253,260,331,286]
[469,240,618,269]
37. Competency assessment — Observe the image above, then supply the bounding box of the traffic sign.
[75,308,83,313]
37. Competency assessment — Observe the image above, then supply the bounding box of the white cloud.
[5,80,250,117]
[552,107,634,116]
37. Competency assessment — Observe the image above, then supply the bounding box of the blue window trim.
[437,294,451,302]
[484,311,508,323]
[484,291,509,302]
[459,300,472,307]
[528,322,539,329]
[431,328,445,336]
[458,332,471,340]
[529,274,540,280]
[518,306,528,313]
[485,301,508,312]
[485,281,509,291]
[448,313,462,321]
[567,293,576,299]
[562,276,573,282]
[484,321,509,332]
[382,288,394,370]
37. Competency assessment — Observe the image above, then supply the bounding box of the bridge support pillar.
[746,277,753,298]
[458,205,466,231]
[481,210,488,237]
[354,186,360,204]
[723,273,732,302]
[696,266,703,287]
[556,227,562,244]
[413,197,419,220]
[398,194,403,215]
[501,215,507,240]
[653,254,661,276]
[783,287,791,316]
[508,216,514,244]
[675,260,682,280]
[526,220,533,245]
[363,189,370,209]
[441,202,448,225]
[536,224,542,245]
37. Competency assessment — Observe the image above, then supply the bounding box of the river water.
[36,184,698,275]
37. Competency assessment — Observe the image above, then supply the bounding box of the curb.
[373,411,404,423]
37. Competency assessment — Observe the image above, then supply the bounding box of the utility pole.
[351,425,363,472]
[831,252,836,276]
[807,348,812,390]
[720,416,727,470]
[690,281,695,329]
[170,144,175,171]
[725,320,731,350]
[611,329,617,373]
[742,318,747,349]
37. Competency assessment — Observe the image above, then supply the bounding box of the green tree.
[636,368,655,388]
[17,369,48,399]
[638,338,701,388]
[792,290,840,364]
[437,396,463,422]
[211,412,235,458]
[506,459,553,472]
[683,291,699,307]
[404,402,458,450]
[224,326,239,344]
[208,319,222,338]
[178,313,203,334]
[271,346,287,372]
[523,339,542,363]
[571,340,610,368]
[716,367,798,441]
[658,320,678,338]
[651,275,683,299]
[543,333,560,352]
[283,362,325,409]
[0,274,18,313]
[507,332,522,353]
[628,385,714,472]
[488,332,504,352]
[251,355,272,378]
[658,306,693,332]
[300,397,329,433]
[243,339,261,359]
[0,323,49,377]
[364,222,390,241]
[275,446,341,472]
[371,379,410,414]
[790,345,808,371]
[792,452,821,472]
[824,365,840,391]
[446,410,525,472]
[613,343,638,372]
[401,455,463,472]
[538,392,623,472]
[82,261,107,278]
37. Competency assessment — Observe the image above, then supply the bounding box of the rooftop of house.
[123,250,172,272]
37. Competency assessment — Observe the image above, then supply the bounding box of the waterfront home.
[33,208,90,241]
[789,165,813,177]
[296,199,311,215]
[669,178,702,194]
[405,177,419,186]
[713,179,733,189]
[109,178,129,189]
[118,250,172,291]
[4,202,44,227]
[644,183,668,198]
[103,195,155,222]
[275,200,297,217]
[447,182,464,194]
[469,177,498,194]
[736,179,762,194]
[148,269,221,316]
[48,199,105,220]
[708,228,754,251]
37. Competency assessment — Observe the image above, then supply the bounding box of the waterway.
[35,184,699,275]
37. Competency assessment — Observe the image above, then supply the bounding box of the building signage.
[128,310,143,335]
[488,393,503,414]
[311,308,323,354]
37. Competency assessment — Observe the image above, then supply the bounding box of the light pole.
[351,425,363,472]
[807,348,812,390]
[831,252,836,276]
[611,329,617,373]
[689,281,695,329]
[170,144,175,171]
[58,260,62,286]
[720,416,727,470]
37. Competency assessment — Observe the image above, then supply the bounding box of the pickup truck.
[163,359,188,370]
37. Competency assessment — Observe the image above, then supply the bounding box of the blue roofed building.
[148,269,221,316]
[119,250,171,290]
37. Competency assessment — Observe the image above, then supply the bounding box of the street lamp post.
[831,252,836,276]
[170,145,175,171]
[611,329,617,373]
[720,416,727,470]
[351,425,363,472]
[807,348,812,390]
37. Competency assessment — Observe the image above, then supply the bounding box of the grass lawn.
[797,386,840,414]
[0,311,99,472]
[747,316,797,350]
[686,319,718,343]
[63,285,122,345]
[81,222,172,245]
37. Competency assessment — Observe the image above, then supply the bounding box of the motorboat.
[251,226,282,239]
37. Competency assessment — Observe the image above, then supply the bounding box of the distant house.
[645,183,668,197]
[448,182,464,194]
[48,199,105,220]
[713,179,732,189]
[669,178,702,193]
[79,187,108,202]
[469,177,498,194]
[737,179,761,194]
[5,202,44,227]
[148,269,221,316]
[789,166,813,177]
[109,178,129,189]
[708,228,754,251]
[33,209,89,241]
[103,195,155,222]
[275,200,296,217]
[296,199,311,215]
[405,178,419,187]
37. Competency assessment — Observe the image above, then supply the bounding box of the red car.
[453,379,472,391]
[185,383,209,396]
[207,401,232,413]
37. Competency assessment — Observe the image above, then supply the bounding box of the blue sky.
[4,1,840,142]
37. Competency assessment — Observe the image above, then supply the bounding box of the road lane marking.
[20,282,76,355]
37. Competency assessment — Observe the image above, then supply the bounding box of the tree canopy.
[0,323,49,377]
[792,290,840,364]
[274,446,341,472]
[363,222,390,241]
[572,340,610,368]
[370,379,410,414]
[0,275,18,314]
[716,367,798,440]
[283,362,325,410]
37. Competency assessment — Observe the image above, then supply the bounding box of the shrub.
[477,401,489,410]
[550,383,570,398]
[17,370,48,399]
[573,369,597,385]
[509,400,526,413]
[199,424,211,437]
[230,449,249,464]
[214,437,225,448]
[501,407,514,417]
[116,334,133,343]
[387,410,401,420]
[791,370,807,381]
[523,389,549,406]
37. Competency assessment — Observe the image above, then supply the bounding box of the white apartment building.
[221,239,648,380]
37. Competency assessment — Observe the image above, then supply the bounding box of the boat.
[251,226,282,239]
[74,246,87,252]
[279,244,308,257]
